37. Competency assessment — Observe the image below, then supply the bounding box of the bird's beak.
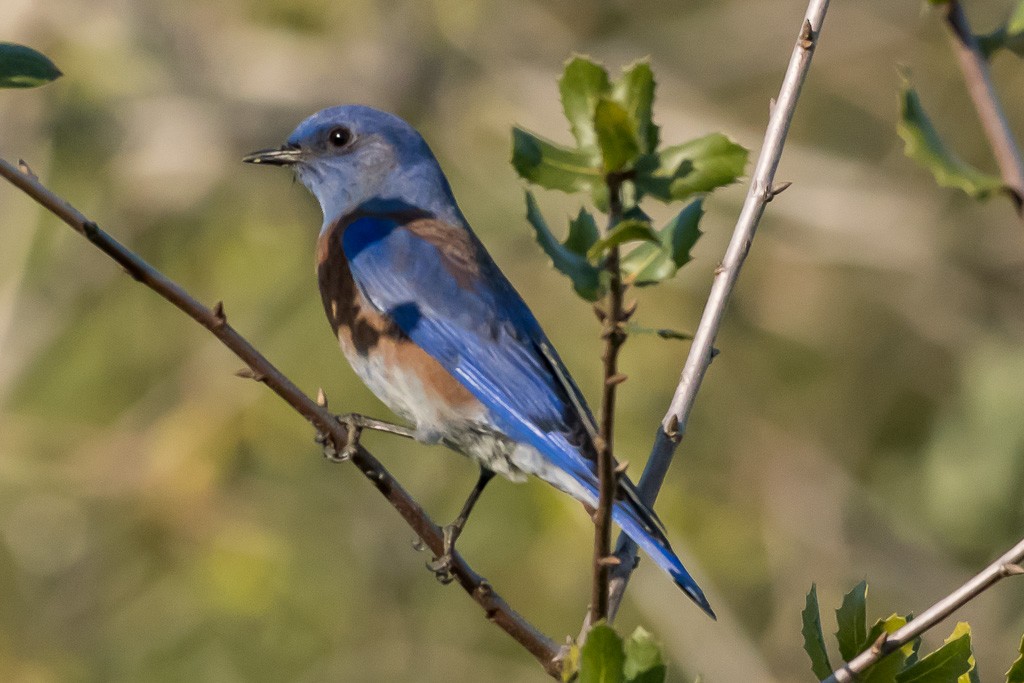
[242,144,303,166]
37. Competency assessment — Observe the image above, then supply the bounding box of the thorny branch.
[823,536,1024,682]
[940,0,1024,215]
[0,157,563,679]
[605,0,834,620]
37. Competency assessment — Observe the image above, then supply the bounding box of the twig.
[590,172,628,626]
[940,0,1024,214]
[605,0,833,620]
[0,157,562,678]
[823,536,1024,682]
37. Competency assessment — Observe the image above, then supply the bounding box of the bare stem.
[941,0,1024,214]
[591,173,628,626]
[0,157,562,679]
[823,536,1024,682]
[605,0,833,620]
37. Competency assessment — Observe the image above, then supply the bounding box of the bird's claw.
[426,525,458,584]
[316,413,363,463]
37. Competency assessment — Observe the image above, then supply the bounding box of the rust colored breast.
[316,214,480,413]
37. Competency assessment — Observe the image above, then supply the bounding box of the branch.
[0,157,562,679]
[590,172,629,625]
[940,0,1024,214]
[823,536,1024,682]
[605,0,833,620]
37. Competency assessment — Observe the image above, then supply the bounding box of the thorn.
[769,98,777,116]
[714,263,726,276]
[710,347,720,359]
[83,220,100,239]
[593,304,608,323]
[665,414,681,442]
[621,299,638,321]
[799,19,815,50]
[235,367,266,382]
[316,387,328,408]
[1003,563,1024,576]
[767,181,792,201]
[212,300,226,326]
[605,373,628,386]
[869,631,888,654]
[614,460,629,475]
[412,537,426,552]
[17,159,37,179]
[597,555,622,567]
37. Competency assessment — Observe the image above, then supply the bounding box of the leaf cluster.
[512,56,746,301]
[802,582,1024,683]
[562,622,677,683]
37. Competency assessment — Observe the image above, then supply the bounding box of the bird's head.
[244,105,460,227]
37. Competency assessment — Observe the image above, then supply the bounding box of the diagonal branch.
[823,536,1024,682]
[0,157,562,679]
[605,0,833,620]
[940,0,1024,214]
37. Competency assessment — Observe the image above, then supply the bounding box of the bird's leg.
[315,413,416,462]
[427,466,496,584]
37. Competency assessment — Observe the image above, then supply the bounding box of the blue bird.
[244,105,714,618]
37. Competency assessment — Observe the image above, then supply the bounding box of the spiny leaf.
[621,199,704,286]
[623,322,691,341]
[612,60,658,154]
[836,580,869,662]
[1006,634,1024,683]
[976,1,1024,58]
[586,219,660,261]
[560,56,611,151]
[897,73,1005,201]
[636,133,748,202]
[594,97,640,172]
[0,42,62,89]
[524,191,604,301]
[860,614,911,683]
[512,127,601,193]
[623,627,666,683]
[802,584,833,681]
[566,208,600,255]
[895,622,974,683]
[580,622,626,683]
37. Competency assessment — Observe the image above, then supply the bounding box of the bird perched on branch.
[244,105,714,618]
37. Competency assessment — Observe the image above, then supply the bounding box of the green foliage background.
[1,1,1024,681]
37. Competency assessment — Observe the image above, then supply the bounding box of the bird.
[243,105,714,618]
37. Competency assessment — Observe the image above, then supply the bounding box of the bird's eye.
[327,127,353,149]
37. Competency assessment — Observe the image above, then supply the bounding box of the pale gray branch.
[824,536,1024,682]
[606,0,833,620]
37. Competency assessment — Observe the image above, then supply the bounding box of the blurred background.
[2,0,1024,680]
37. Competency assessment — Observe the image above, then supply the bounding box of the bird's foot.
[426,524,459,585]
[315,413,363,463]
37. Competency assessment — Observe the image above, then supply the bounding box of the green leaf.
[612,60,658,153]
[559,56,611,151]
[566,208,600,255]
[977,1,1024,58]
[802,584,833,681]
[896,622,973,683]
[562,641,582,683]
[0,42,62,89]
[636,133,748,202]
[580,622,625,683]
[586,219,660,261]
[624,627,666,683]
[896,74,1005,200]
[594,97,640,172]
[524,191,604,301]
[512,127,601,193]
[1006,634,1024,683]
[621,199,704,285]
[860,614,911,683]
[836,580,869,662]
[623,322,691,341]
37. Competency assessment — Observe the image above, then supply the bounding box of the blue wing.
[340,208,713,617]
